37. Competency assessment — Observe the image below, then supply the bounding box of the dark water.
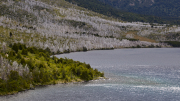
[1,48,180,101]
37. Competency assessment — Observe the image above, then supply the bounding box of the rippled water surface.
[1,48,180,101]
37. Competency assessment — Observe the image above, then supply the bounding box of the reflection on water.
[1,48,180,101]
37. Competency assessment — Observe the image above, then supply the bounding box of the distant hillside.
[66,0,180,25]
[99,0,180,19]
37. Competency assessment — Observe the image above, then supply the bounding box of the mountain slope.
[0,0,173,54]
[98,0,180,19]
[65,0,180,25]
[1,0,180,95]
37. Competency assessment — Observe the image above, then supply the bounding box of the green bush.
[12,43,19,53]
[22,48,28,55]
[0,43,104,95]
[8,50,16,57]
[20,58,26,66]
[163,41,180,47]
[16,52,22,59]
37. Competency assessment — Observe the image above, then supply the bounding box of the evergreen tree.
[22,48,28,55]
[12,43,19,53]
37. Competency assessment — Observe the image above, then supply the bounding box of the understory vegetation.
[0,43,104,95]
[162,41,180,47]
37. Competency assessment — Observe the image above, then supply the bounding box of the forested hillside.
[98,0,180,18]
[0,0,180,95]
[66,0,180,25]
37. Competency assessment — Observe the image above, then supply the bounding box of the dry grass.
[126,31,157,43]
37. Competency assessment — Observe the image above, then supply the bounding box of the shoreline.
[0,44,104,96]
[0,77,107,97]
[0,47,176,96]
[55,47,176,56]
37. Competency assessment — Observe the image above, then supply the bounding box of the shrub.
[12,43,19,53]
[22,48,28,55]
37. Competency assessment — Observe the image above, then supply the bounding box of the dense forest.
[162,41,180,47]
[98,0,180,18]
[0,43,104,95]
[65,0,180,25]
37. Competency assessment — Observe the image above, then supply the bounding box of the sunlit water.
[1,48,180,101]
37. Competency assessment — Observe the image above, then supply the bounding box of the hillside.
[0,0,174,53]
[66,0,180,25]
[0,0,180,95]
[98,0,180,19]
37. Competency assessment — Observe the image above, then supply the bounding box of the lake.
[1,48,180,101]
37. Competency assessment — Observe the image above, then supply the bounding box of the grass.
[125,31,157,43]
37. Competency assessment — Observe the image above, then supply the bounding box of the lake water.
[1,48,180,101]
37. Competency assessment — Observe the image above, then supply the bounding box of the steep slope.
[66,0,180,25]
[0,0,173,55]
[99,0,180,19]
